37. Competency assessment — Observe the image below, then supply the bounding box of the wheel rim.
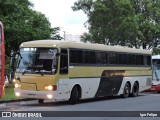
[125,86,129,95]
[133,83,138,95]
[133,86,137,93]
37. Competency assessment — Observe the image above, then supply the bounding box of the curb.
[0,99,36,104]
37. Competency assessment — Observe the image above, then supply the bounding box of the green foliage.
[153,47,160,55]
[72,0,160,50]
[0,0,62,56]
[0,85,16,100]
[5,55,10,76]
[51,27,63,40]
[0,0,63,77]
[80,32,92,43]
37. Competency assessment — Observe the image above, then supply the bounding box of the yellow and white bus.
[13,40,152,104]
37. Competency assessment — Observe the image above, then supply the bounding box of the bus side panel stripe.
[94,70,124,97]
[94,76,123,97]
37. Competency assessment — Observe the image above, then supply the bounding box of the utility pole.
[63,31,66,40]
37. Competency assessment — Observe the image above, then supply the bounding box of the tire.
[69,86,80,105]
[38,99,44,104]
[130,82,139,97]
[121,83,130,98]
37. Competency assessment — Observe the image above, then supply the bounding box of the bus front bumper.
[14,88,58,100]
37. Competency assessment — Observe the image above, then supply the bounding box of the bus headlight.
[47,86,53,91]
[15,92,20,97]
[47,94,53,99]
[15,83,21,88]
[13,79,16,83]
[45,85,57,91]
[13,76,21,83]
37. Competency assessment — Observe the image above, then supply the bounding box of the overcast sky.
[30,0,88,35]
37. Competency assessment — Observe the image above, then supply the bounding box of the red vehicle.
[148,55,160,93]
[0,21,5,97]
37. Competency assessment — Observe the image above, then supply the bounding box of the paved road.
[0,92,160,120]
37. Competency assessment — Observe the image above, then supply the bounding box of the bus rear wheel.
[130,82,139,97]
[122,82,130,98]
[38,99,44,104]
[69,86,80,105]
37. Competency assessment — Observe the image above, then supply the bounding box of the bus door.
[0,22,5,98]
[58,48,69,99]
[60,49,68,74]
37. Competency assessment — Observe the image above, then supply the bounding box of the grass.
[0,84,17,101]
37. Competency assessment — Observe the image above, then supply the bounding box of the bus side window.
[60,49,68,74]
[144,56,151,66]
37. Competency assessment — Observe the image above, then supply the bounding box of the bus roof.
[152,55,160,59]
[20,40,151,55]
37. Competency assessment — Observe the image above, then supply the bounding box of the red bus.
[0,21,5,97]
[148,55,160,93]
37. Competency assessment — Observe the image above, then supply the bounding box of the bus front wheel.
[121,82,130,98]
[69,86,80,104]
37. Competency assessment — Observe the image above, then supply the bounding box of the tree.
[0,0,63,78]
[80,32,92,43]
[131,0,160,50]
[0,0,62,55]
[153,47,160,55]
[51,27,63,40]
[72,0,160,50]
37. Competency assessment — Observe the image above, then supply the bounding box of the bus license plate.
[28,94,36,97]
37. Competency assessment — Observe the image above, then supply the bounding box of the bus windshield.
[16,48,58,75]
[152,59,160,81]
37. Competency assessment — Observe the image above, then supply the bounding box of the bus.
[0,21,5,98]
[12,40,152,104]
[148,55,160,93]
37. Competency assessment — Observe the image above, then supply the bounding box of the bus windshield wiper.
[40,69,46,76]
[41,69,49,76]
[22,69,27,75]
[37,69,51,76]
[22,69,31,75]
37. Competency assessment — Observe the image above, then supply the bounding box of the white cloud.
[30,0,88,35]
